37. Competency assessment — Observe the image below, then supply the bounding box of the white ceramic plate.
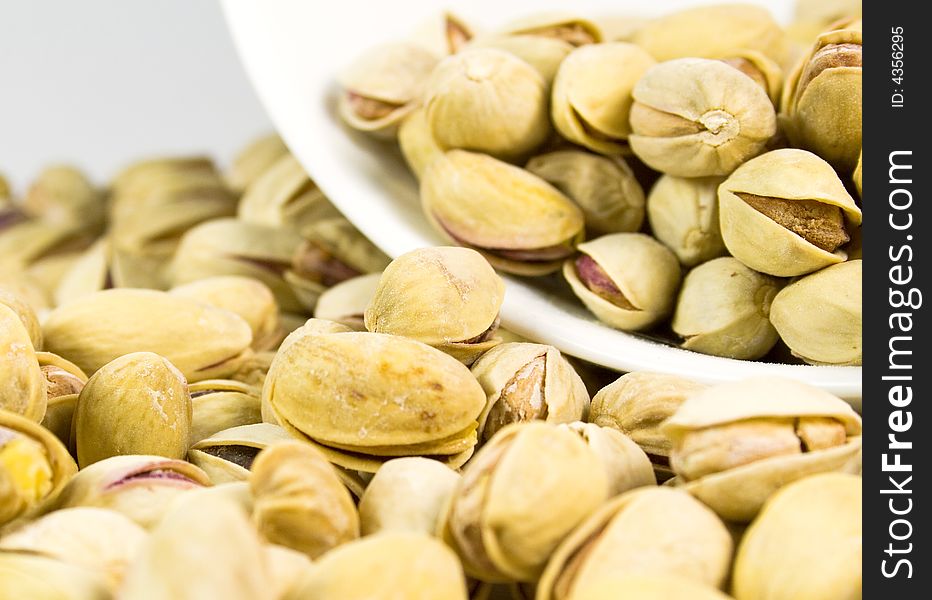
[221,0,861,404]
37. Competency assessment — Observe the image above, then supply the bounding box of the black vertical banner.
[864,3,927,596]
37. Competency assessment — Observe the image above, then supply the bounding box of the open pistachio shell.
[471,343,589,443]
[497,12,602,46]
[720,49,783,105]
[526,151,645,236]
[551,43,656,154]
[1,286,43,350]
[646,175,727,267]
[226,133,290,192]
[365,247,505,365]
[629,58,776,177]
[410,11,475,56]
[399,107,445,180]
[424,48,550,161]
[237,153,339,230]
[314,273,382,331]
[40,393,77,448]
[0,303,47,421]
[338,42,439,138]
[21,165,104,234]
[718,149,862,277]
[441,422,609,583]
[563,233,681,331]
[733,473,861,600]
[188,379,262,445]
[770,260,861,365]
[0,553,112,600]
[560,422,656,496]
[0,219,95,272]
[43,288,253,381]
[466,35,572,86]
[188,423,291,485]
[250,440,360,559]
[672,257,783,360]
[662,376,862,522]
[852,150,862,196]
[569,573,733,600]
[422,150,584,276]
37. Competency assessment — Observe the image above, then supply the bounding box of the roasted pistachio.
[188,379,262,444]
[187,423,291,484]
[646,175,727,267]
[36,352,87,445]
[0,219,94,273]
[422,150,584,276]
[718,149,862,276]
[0,286,43,350]
[466,35,572,86]
[21,165,104,234]
[563,233,681,331]
[237,153,339,231]
[0,553,112,600]
[497,12,602,46]
[314,272,381,331]
[720,49,783,105]
[399,107,445,179]
[560,422,655,496]
[0,303,47,421]
[227,132,289,192]
[410,11,475,55]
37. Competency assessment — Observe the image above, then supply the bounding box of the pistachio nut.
[188,379,262,445]
[120,493,274,600]
[171,276,284,352]
[560,422,656,496]
[285,532,468,600]
[110,155,216,198]
[853,149,862,196]
[365,247,505,365]
[0,269,50,315]
[0,409,77,526]
[424,48,550,161]
[338,42,439,137]
[358,456,460,536]
[237,153,339,231]
[399,107,445,179]
[187,423,291,484]
[646,175,727,267]
[231,349,279,391]
[769,260,861,365]
[36,352,88,446]
[497,12,602,46]
[422,150,585,276]
[441,422,609,582]
[54,237,112,305]
[21,165,104,234]
[226,132,290,192]
[410,11,475,55]
[0,303,47,421]
[46,455,209,529]
[0,553,112,600]
[537,487,732,600]
[565,573,733,600]
[720,49,783,105]
[526,151,645,235]
[470,343,589,443]
[662,376,863,522]
[466,34,572,86]
[551,42,656,154]
[25,250,86,301]
[672,257,783,360]
[733,473,860,600]
[793,0,861,29]
[0,286,43,350]
[781,21,862,172]
[563,233,682,331]
[250,440,360,559]
[314,272,382,331]
[264,544,315,600]
[43,288,253,381]
[718,148,862,276]
[629,58,777,177]
[0,219,94,272]
[264,330,485,472]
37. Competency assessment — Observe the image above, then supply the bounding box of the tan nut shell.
[226,133,289,192]
[53,237,110,305]
[853,150,862,196]
[0,303,47,421]
[551,43,656,154]
[0,220,94,271]
[189,379,262,445]
[314,273,382,331]
[399,107,444,179]
[646,175,727,267]
[718,149,862,277]
[560,422,656,496]
[467,35,572,86]
[537,487,733,600]
[629,58,777,177]
[22,165,104,233]
[497,12,602,46]
[563,233,682,331]
[409,11,475,56]
[43,288,253,381]
[724,49,783,105]
[187,423,291,484]
[264,544,315,600]
[568,573,733,600]
[0,286,43,350]
[238,153,339,230]
[733,473,861,600]
[0,553,112,600]
[770,260,861,365]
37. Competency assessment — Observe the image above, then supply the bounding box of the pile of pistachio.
[339,2,863,365]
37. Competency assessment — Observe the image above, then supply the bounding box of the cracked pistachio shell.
[497,12,602,46]
[567,574,733,600]
[409,11,475,56]
[470,343,589,443]
[733,473,861,600]
[43,288,253,381]
[365,247,505,365]
[40,393,77,449]
[286,532,468,600]
[0,553,112,600]
[22,165,104,233]
[422,150,584,276]
[171,276,284,352]
[37,352,87,445]
[853,150,862,196]
[73,352,192,468]
[0,303,47,421]
[0,409,77,526]
[46,455,209,529]
[662,376,862,522]
[170,217,304,312]
[629,58,777,177]
[0,219,94,271]
[537,487,732,600]
[794,0,861,28]
[338,42,439,137]
[672,257,783,360]
[187,423,291,485]
[560,422,656,496]
[189,379,262,445]
[250,440,360,559]
[231,349,279,392]
[563,233,682,332]
[424,48,550,161]
[0,286,43,350]
[237,153,339,230]
[526,151,645,235]
[718,149,862,276]
[226,133,289,192]
[121,492,274,600]
[647,175,727,267]
[720,49,783,105]
[551,43,656,154]
[442,422,609,582]
[781,23,862,172]
[633,4,788,64]
[110,156,216,199]
[399,107,444,180]
[264,331,485,473]
[314,273,381,331]
[358,457,460,536]
[467,34,572,86]
[770,260,861,365]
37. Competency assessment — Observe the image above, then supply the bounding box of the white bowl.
[221,0,861,405]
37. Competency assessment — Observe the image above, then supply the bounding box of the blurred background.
[0,1,272,192]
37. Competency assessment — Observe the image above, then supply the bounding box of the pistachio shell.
[237,153,339,230]
[187,423,291,484]
[39,393,78,448]
[409,11,475,55]
[646,175,727,267]
[54,237,111,305]
[26,250,85,301]
[21,165,104,233]
[0,219,94,271]
[467,35,572,86]
[718,148,861,276]
[264,544,315,600]
[852,149,862,196]
[226,133,290,192]
[399,107,445,179]
[43,288,253,381]
[497,12,602,46]
[721,49,783,105]
[568,574,733,600]
[1,285,43,349]
[0,553,112,600]
[551,43,656,154]
[314,273,381,331]
[769,260,861,365]
[189,379,262,444]
[560,422,656,496]
[0,303,47,421]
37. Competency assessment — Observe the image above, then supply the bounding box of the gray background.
[0,1,272,193]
